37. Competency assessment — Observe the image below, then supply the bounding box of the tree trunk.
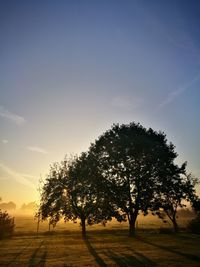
[172,217,179,233]
[165,209,179,233]
[81,217,86,238]
[36,216,40,235]
[129,210,138,236]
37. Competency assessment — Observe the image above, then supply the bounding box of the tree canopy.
[38,154,117,237]
[89,122,193,235]
[37,122,199,237]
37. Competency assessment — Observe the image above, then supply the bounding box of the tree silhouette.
[37,122,199,236]
[0,198,15,239]
[152,167,198,232]
[67,152,119,237]
[188,197,200,234]
[37,160,70,229]
[89,122,185,236]
[38,154,116,237]
[192,198,200,215]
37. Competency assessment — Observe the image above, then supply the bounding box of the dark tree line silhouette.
[37,122,199,237]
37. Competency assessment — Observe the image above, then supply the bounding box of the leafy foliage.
[187,215,200,234]
[37,122,199,236]
[188,198,200,234]
[38,154,117,237]
[89,122,182,235]
[37,160,70,227]
[192,198,200,215]
[153,172,198,232]
[0,209,15,239]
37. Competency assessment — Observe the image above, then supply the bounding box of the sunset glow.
[0,0,200,207]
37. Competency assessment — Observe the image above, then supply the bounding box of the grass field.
[0,230,200,266]
[0,215,200,266]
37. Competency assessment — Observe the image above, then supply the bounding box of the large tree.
[89,122,183,236]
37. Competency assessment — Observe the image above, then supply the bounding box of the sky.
[0,0,200,207]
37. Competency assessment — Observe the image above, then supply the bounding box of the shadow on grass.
[137,236,200,262]
[105,250,156,267]
[28,241,47,267]
[84,237,156,267]
[6,238,35,266]
[84,238,107,267]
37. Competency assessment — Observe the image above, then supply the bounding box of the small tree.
[192,198,200,215]
[0,209,15,239]
[37,160,69,228]
[67,152,117,237]
[38,154,116,238]
[153,171,198,232]
[188,198,200,234]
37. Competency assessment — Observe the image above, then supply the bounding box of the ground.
[0,230,200,266]
[0,215,199,266]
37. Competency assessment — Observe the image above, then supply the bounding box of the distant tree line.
[0,201,37,212]
[0,201,16,211]
[0,198,37,239]
[37,122,199,237]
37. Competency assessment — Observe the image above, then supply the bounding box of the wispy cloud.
[158,73,200,109]
[2,139,8,144]
[27,146,48,154]
[111,96,143,111]
[0,105,26,125]
[0,162,35,189]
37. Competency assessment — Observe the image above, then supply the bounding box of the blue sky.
[0,0,200,206]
